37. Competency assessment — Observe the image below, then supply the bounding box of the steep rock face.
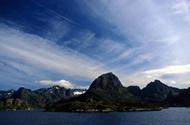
[89,72,123,91]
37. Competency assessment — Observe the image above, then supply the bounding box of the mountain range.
[1,72,190,111]
[45,72,189,112]
[0,86,86,110]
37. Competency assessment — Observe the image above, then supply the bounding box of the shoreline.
[46,107,164,113]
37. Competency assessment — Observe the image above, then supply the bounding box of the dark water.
[0,108,190,125]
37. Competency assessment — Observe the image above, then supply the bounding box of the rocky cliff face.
[89,72,123,91]
[78,72,132,102]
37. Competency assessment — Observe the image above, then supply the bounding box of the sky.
[1,0,190,90]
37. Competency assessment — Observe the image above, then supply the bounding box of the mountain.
[126,86,142,97]
[11,87,38,100]
[77,72,140,102]
[0,89,15,99]
[45,73,162,112]
[89,72,123,90]
[1,72,190,111]
[173,87,190,106]
[142,80,181,101]
[0,86,86,110]
[34,85,73,104]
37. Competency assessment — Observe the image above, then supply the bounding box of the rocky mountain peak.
[89,72,123,91]
[11,87,32,99]
[145,79,167,88]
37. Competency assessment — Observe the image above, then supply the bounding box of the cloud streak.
[0,24,110,85]
[1,0,190,89]
[77,0,190,86]
[143,64,190,76]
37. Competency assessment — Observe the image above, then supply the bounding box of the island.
[1,72,190,112]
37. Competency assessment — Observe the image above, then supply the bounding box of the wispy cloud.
[1,0,190,89]
[143,64,190,76]
[80,0,190,81]
[172,0,190,22]
[0,24,110,85]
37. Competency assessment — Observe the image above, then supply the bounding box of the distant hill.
[0,89,15,99]
[0,86,86,110]
[142,80,181,102]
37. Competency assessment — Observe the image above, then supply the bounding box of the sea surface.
[0,108,190,125]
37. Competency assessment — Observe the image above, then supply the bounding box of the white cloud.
[171,80,176,84]
[38,80,74,88]
[147,75,153,78]
[0,24,111,84]
[62,0,190,88]
[37,79,88,89]
[82,0,190,65]
[143,64,190,76]
[73,91,86,95]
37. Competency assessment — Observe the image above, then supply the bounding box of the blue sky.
[1,0,190,90]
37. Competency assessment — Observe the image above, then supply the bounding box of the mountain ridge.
[0,86,86,110]
[45,72,188,112]
[1,72,190,111]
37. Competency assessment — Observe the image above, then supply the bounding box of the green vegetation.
[0,86,75,110]
[45,98,161,112]
[0,98,32,110]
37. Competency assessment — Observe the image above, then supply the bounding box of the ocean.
[0,108,189,125]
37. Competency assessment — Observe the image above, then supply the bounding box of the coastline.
[46,107,164,113]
